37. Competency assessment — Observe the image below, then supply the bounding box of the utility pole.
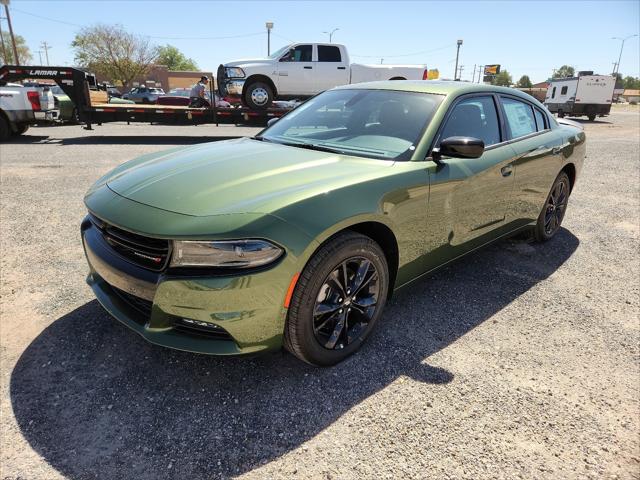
[471,64,476,83]
[40,42,51,66]
[36,49,43,64]
[322,28,339,43]
[40,41,51,65]
[612,34,638,76]
[0,18,8,63]
[454,39,463,80]
[458,65,464,81]
[0,0,19,65]
[265,22,273,56]
[477,65,483,83]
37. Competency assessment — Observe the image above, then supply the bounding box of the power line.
[351,43,454,59]
[10,7,265,41]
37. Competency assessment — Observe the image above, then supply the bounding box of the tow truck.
[0,65,295,132]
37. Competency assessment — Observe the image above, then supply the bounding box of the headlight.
[171,239,283,268]
[224,67,245,79]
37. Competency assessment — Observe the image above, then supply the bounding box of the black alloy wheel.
[312,257,380,350]
[535,171,570,242]
[285,232,389,366]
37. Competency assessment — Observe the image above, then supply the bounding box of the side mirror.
[435,136,484,159]
[266,117,279,127]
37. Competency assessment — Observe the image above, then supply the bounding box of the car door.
[425,94,517,270]
[276,44,315,96]
[499,95,564,226]
[314,45,350,92]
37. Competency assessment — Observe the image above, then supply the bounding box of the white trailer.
[544,73,615,121]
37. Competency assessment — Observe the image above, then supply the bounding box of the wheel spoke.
[350,259,371,293]
[354,270,378,297]
[314,310,341,334]
[314,301,341,317]
[353,294,377,309]
[324,312,346,349]
[326,271,346,297]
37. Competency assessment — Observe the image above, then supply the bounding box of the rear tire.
[534,172,571,242]
[12,124,29,136]
[284,232,389,366]
[557,110,565,118]
[0,116,10,141]
[588,114,596,121]
[244,82,273,110]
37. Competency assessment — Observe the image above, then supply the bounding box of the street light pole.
[266,22,274,56]
[454,39,463,80]
[612,34,638,76]
[322,28,339,43]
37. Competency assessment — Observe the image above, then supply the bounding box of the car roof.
[334,80,528,98]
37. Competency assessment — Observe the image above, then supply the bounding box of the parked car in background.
[157,88,231,108]
[82,81,585,366]
[122,86,165,104]
[218,43,428,109]
[106,86,122,98]
[50,85,77,123]
[0,81,56,140]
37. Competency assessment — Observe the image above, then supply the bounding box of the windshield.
[50,86,64,95]
[260,89,443,160]
[268,44,291,59]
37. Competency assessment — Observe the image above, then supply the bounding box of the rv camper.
[545,71,615,121]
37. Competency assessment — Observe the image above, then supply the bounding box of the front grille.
[90,214,170,271]
[111,286,152,323]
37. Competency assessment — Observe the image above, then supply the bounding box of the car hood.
[104,138,393,217]
[224,58,274,68]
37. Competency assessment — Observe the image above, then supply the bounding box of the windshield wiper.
[280,141,346,155]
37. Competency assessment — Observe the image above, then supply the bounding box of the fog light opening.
[179,318,221,330]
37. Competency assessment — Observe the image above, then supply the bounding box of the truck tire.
[0,116,10,141]
[588,114,596,121]
[557,110,565,118]
[12,124,29,136]
[244,82,273,110]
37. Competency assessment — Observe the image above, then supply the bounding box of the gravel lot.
[1,112,638,479]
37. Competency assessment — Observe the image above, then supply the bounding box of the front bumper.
[220,79,245,97]
[81,216,290,355]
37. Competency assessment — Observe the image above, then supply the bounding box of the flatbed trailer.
[0,65,293,129]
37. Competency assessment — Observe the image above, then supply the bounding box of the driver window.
[281,45,313,62]
[440,96,501,147]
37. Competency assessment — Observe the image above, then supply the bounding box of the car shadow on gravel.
[10,229,579,479]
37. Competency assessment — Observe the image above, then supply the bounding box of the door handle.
[501,165,513,177]
[337,66,346,70]
[551,146,563,155]
[304,66,313,69]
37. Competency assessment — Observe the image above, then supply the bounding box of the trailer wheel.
[244,82,273,110]
[588,114,596,121]
[557,110,565,118]
[0,116,10,141]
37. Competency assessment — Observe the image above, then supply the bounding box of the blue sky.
[5,0,640,83]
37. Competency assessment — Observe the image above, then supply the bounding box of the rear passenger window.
[534,108,547,131]
[502,97,537,138]
[318,46,342,62]
[440,96,501,147]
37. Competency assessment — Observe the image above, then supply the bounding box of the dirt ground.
[1,114,638,479]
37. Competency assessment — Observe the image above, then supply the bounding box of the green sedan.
[82,81,585,366]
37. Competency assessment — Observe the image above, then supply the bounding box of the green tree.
[492,70,512,86]
[552,65,574,78]
[72,24,158,88]
[516,75,532,88]
[0,31,33,64]
[623,76,640,89]
[157,45,198,71]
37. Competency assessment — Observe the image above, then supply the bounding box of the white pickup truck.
[218,43,428,109]
[0,81,55,141]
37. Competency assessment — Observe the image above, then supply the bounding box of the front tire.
[0,116,10,141]
[244,82,273,110]
[534,172,571,242]
[284,232,389,366]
